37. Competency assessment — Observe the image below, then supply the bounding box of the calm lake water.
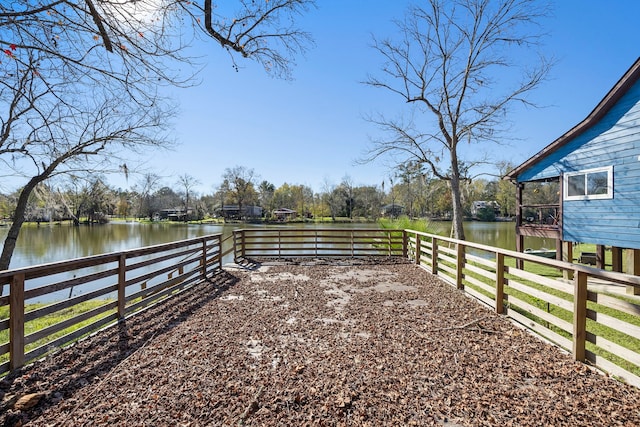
[0,220,552,270]
[0,220,553,302]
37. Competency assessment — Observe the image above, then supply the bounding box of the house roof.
[273,208,296,214]
[505,57,640,182]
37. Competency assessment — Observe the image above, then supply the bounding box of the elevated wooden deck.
[2,260,639,426]
[2,228,639,396]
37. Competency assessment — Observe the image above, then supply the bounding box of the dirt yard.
[1,259,639,426]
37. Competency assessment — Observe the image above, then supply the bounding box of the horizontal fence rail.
[0,234,223,375]
[233,228,407,261]
[3,227,639,389]
[405,229,640,388]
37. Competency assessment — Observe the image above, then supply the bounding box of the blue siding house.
[507,57,640,272]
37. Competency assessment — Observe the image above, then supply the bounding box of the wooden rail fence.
[404,229,640,388]
[232,228,406,261]
[2,227,640,389]
[0,234,223,374]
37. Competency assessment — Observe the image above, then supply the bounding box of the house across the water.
[506,57,640,288]
[218,205,263,220]
[381,204,405,218]
[272,208,297,221]
[471,201,501,219]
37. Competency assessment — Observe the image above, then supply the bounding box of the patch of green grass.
[458,253,640,377]
[1,299,116,366]
[379,216,444,234]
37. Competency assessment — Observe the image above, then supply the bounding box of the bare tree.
[134,173,163,220]
[321,178,340,221]
[258,180,276,217]
[362,0,550,239]
[0,78,168,269]
[0,1,315,269]
[213,180,231,219]
[0,1,315,98]
[177,173,201,222]
[222,166,258,220]
[339,175,355,220]
[495,161,517,216]
[198,0,315,79]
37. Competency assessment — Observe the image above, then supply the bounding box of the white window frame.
[563,166,613,201]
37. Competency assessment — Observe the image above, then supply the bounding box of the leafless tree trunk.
[177,174,201,222]
[362,0,551,240]
[0,1,315,270]
[135,173,163,220]
[0,88,167,270]
[222,166,258,221]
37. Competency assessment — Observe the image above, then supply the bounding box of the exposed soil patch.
[2,259,639,426]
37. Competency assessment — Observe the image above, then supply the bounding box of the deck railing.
[232,228,407,261]
[404,229,640,388]
[520,203,560,227]
[3,227,640,388]
[0,234,223,374]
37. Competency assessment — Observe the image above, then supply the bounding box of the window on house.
[563,166,613,200]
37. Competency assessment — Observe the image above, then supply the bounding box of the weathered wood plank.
[0,254,120,282]
[586,332,640,368]
[464,285,494,308]
[506,294,573,334]
[9,273,25,370]
[586,309,640,339]
[506,308,573,350]
[465,252,497,269]
[505,266,573,294]
[464,263,496,282]
[464,275,496,297]
[125,246,200,272]
[496,253,505,314]
[24,313,119,363]
[24,285,118,322]
[585,350,640,389]
[24,267,119,301]
[25,301,117,345]
[587,291,640,317]
[506,279,574,312]
[574,272,588,361]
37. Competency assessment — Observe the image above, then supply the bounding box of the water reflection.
[0,221,552,301]
[0,220,551,270]
[433,221,552,252]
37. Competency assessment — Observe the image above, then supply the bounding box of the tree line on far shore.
[0,164,535,223]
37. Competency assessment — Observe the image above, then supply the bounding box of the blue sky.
[119,1,640,194]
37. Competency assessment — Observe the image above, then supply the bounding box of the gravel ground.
[1,259,640,426]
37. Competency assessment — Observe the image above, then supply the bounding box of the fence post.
[402,230,408,258]
[9,273,25,370]
[415,234,421,265]
[573,270,588,361]
[118,254,126,319]
[495,253,504,314]
[626,249,640,295]
[241,230,246,259]
[431,238,438,275]
[201,240,207,279]
[233,231,239,263]
[562,241,574,281]
[351,231,354,257]
[456,243,465,290]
